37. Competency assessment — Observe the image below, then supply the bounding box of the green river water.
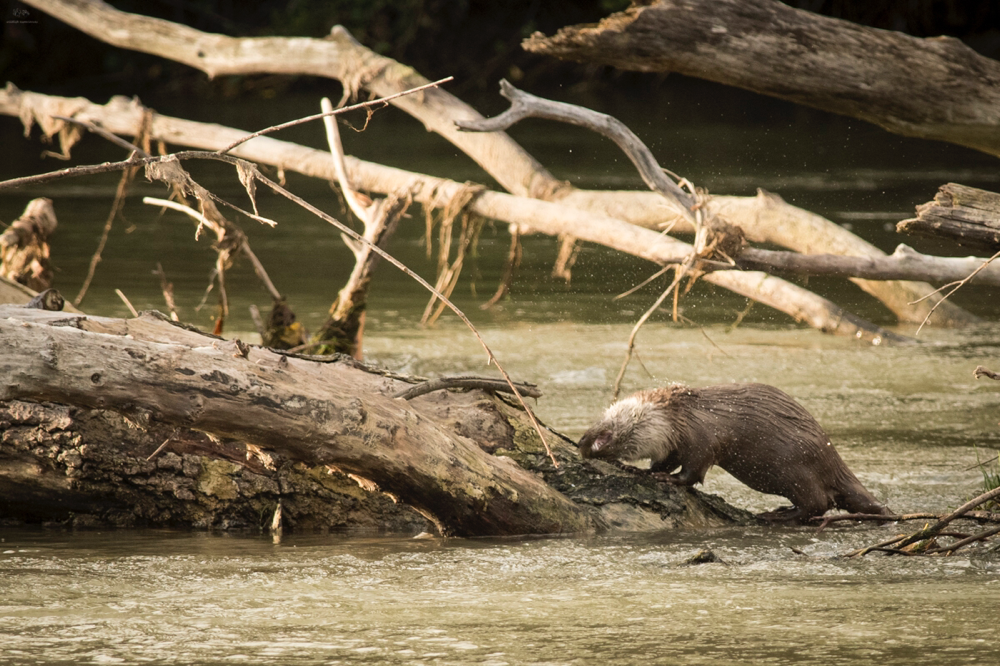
[1,84,999,664]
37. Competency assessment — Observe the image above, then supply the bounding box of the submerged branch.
[846,486,1000,557]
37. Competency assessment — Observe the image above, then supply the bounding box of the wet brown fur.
[578,383,890,522]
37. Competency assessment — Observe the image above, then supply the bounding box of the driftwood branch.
[562,189,977,327]
[312,95,406,358]
[523,0,1000,158]
[0,88,904,344]
[457,79,696,223]
[393,377,542,401]
[974,366,1000,381]
[12,0,972,327]
[19,0,559,200]
[0,197,56,292]
[735,244,1000,286]
[0,306,756,533]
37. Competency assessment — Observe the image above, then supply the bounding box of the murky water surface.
[1,524,999,665]
[3,86,1000,663]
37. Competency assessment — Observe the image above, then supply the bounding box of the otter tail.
[837,474,892,516]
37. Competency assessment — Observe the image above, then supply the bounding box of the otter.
[578,383,890,522]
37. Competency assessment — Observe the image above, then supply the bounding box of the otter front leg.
[651,464,701,486]
[649,452,692,485]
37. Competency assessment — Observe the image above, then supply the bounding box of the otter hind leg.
[758,488,832,524]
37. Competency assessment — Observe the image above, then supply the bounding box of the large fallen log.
[898,183,1000,255]
[15,0,975,327]
[523,0,1000,159]
[0,305,748,534]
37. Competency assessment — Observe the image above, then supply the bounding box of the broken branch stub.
[0,198,56,292]
[898,183,1000,254]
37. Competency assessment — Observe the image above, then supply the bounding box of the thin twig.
[844,534,909,558]
[115,289,139,317]
[51,115,147,155]
[482,225,521,309]
[153,262,179,321]
[143,196,282,301]
[63,113,153,307]
[814,512,939,532]
[612,267,686,399]
[909,248,1000,334]
[614,265,671,301]
[146,428,179,460]
[217,77,454,155]
[850,486,1000,556]
[921,525,1000,555]
[697,325,732,359]
[74,165,133,307]
[393,376,542,400]
[965,454,999,471]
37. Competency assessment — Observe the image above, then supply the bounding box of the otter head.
[578,395,675,463]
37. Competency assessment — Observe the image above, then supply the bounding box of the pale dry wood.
[0,306,596,537]
[523,0,1000,157]
[19,0,559,200]
[0,87,900,341]
[315,95,407,358]
[8,1,972,326]
[561,189,979,326]
[458,79,696,223]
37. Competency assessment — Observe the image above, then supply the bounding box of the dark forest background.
[3,0,1000,100]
